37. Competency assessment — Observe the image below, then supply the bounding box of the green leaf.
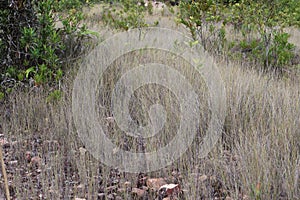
[25,67,36,79]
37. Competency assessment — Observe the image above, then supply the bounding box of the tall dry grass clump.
[0,42,299,200]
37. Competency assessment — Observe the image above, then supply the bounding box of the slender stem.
[0,145,10,200]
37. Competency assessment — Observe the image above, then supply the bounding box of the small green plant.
[268,32,295,69]
[250,182,262,200]
[101,0,155,30]
[146,1,154,15]
[0,92,4,101]
[46,90,62,103]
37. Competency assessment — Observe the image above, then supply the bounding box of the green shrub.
[227,0,298,71]
[177,0,299,72]
[0,0,96,92]
[101,0,156,31]
[177,0,227,51]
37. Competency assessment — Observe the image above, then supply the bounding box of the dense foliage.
[0,0,96,97]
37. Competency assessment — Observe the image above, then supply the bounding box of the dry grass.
[0,3,299,200]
